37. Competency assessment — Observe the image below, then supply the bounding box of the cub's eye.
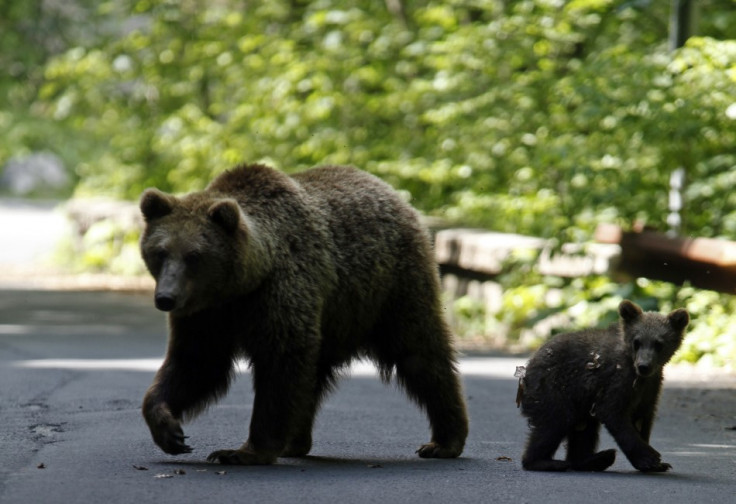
[151,248,167,264]
[654,340,663,352]
[633,339,641,351]
[184,251,202,268]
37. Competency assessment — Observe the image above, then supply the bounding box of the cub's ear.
[668,308,690,331]
[140,188,176,222]
[208,199,241,233]
[619,300,643,323]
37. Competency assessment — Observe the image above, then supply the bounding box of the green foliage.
[0,0,112,192]
[18,0,736,240]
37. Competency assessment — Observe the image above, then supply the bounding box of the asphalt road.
[0,288,735,504]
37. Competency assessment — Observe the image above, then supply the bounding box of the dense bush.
[18,0,736,240]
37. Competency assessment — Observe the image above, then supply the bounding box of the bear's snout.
[636,363,651,376]
[155,293,177,312]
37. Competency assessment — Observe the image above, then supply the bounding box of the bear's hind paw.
[416,441,463,459]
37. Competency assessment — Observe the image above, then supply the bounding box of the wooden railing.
[434,224,736,301]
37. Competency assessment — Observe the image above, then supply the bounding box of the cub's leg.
[522,422,570,471]
[604,418,671,472]
[566,418,616,472]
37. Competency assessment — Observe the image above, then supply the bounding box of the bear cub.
[139,163,469,465]
[518,300,689,472]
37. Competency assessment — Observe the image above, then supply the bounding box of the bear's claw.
[159,425,192,454]
[144,402,193,455]
[168,433,193,454]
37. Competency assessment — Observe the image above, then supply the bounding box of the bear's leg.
[376,287,468,458]
[143,314,237,455]
[391,343,468,458]
[207,351,319,465]
[281,367,338,457]
[522,423,570,471]
[566,419,616,472]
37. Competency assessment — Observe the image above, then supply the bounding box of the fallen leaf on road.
[173,469,186,475]
[37,463,46,469]
[496,456,512,462]
[132,465,148,471]
[215,471,227,476]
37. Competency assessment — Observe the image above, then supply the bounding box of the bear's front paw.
[207,446,277,465]
[143,403,192,455]
[416,441,463,459]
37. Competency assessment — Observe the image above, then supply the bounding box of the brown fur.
[139,163,469,465]
[519,300,689,472]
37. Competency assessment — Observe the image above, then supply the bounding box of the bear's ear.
[668,308,690,331]
[619,300,642,323]
[140,188,175,222]
[208,199,241,233]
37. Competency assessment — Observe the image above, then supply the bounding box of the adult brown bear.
[139,163,469,465]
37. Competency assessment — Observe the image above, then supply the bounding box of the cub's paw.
[632,450,672,473]
[144,403,192,455]
[574,449,616,472]
[637,461,672,473]
[416,441,463,459]
[207,447,277,465]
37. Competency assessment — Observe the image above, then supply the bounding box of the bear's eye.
[632,339,641,351]
[654,340,663,352]
[184,251,202,269]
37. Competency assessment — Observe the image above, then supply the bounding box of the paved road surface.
[1,289,735,503]
[0,200,734,502]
